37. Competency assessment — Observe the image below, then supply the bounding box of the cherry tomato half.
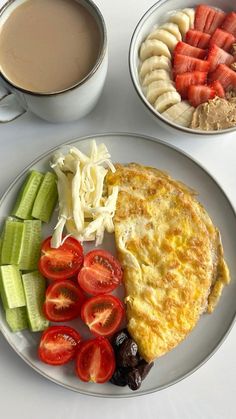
[38,326,81,365]
[81,295,125,337]
[39,236,84,280]
[43,280,86,322]
[75,337,115,383]
[77,249,123,295]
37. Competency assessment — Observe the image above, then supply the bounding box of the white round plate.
[0,133,235,397]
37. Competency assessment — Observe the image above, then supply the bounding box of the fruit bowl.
[129,0,236,135]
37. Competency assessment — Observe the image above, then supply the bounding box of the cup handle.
[0,87,26,123]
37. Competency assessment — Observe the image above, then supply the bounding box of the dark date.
[110,329,155,391]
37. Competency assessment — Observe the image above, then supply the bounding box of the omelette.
[106,163,230,362]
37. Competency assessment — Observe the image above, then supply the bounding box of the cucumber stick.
[22,271,49,332]
[19,220,42,271]
[1,219,25,265]
[0,265,26,309]
[32,172,58,222]
[12,171,43,220]
[0,236,2,265]
[6,306,28,332]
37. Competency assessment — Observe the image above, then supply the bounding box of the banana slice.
[175,106,194,127]
[159,23,182,42]
[146,81,176,104]
[162,101,191,119]
[139,56,172,79]
[162,101,194,126]
[182,8,195,28]
[154,91,181,113]
[140,39,171,61]
[142,69,172,87]
[147,29,178,51]
[168,11,190,37]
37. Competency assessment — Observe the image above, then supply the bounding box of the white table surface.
[0,0,236,418]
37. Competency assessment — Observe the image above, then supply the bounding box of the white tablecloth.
[0,1,235,418]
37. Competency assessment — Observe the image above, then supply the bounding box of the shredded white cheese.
[50,140,118,248]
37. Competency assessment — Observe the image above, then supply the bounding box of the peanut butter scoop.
[190,96,236,131]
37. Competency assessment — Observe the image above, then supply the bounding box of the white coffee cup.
[0,0,108,123]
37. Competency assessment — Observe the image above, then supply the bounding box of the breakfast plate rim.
[0,131,235,398]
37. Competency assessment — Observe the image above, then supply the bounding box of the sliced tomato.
[38,326,81,365]
[43,280,86,322]
[75,337,115,383]
[39,236,84,280]
[77,249,123,295]
[81,295,124,337]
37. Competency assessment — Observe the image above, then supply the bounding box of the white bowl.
[129,0,236,135]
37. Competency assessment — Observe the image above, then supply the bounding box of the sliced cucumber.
[19,220,42,271]
[6,306,28,332]
[22,271,49,332]
[1,219,25,265]
[32,172,58,223]
[0,236,2,265]
[12,171,43,220]
[0,265,26,309]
